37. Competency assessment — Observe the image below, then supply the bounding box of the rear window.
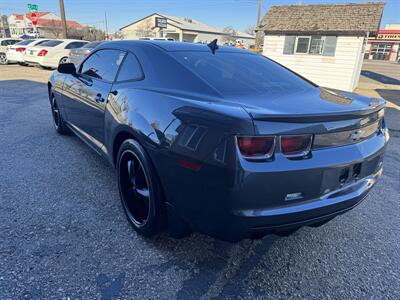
[171,51,313,97]
[39,40,63,47]
[84,42,101,49]
[35,40,50,46]
[16,39,35,45]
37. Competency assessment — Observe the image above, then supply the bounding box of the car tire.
[50,93,70,134]
[0,53,7,65]
[117,139,165,237]
[59,57,68,65]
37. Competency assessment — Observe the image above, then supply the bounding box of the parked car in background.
[24,39,89,69]
[48,41,389,242]
[139,37,175,41]
[6,39,50,65]
[0,38,22,64]
[68,41,102,65]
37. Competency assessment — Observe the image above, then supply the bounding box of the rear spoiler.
[250,102,385,123]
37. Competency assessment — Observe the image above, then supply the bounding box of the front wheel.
[117,139,165,237]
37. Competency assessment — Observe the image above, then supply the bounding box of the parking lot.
[0,64,399,299]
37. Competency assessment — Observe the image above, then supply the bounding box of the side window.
[79,49,125,82]
[116,53,144,82]
[65,42,87,49]
[0,41,6,46]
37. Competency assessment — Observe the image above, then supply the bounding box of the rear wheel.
[117,139,165,237]
[0,53,7,65]
[50,93,70,134]
[59,57,68,65]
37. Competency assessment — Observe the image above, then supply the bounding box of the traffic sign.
[27,4,38,12]
[31,12,38,26]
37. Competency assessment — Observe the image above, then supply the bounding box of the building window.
[309,36,324,54]
[296,37,310,53]
[370,43,392,60]
[284,35,337,56]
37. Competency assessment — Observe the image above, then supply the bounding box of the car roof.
[51,39,89,43]
[98,40,252,53]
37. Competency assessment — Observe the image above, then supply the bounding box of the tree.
[44,19,63,38]
[112,30,124,40]
[245,25,255,36]
[80,26,105,41]
[222,26,238,43]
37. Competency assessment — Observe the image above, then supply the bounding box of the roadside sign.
[31,12,38,26]
[155,17,167,29]
[27,4,38,12]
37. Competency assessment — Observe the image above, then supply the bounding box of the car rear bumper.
[25,56,56,68]
[156,129,389,242]
[5,51,23,63]
[224,168,381,241]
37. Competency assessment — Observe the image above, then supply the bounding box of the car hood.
[232,87,385,122]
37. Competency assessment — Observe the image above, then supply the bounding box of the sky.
[0,0,399,33]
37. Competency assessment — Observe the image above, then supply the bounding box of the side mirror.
[57,63,76,74]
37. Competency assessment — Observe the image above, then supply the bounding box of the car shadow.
[376,89,400,133]
[361,70,400,85]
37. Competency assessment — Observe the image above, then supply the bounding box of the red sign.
[31,12,38,26]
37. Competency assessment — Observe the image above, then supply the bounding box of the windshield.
[171,51,314,97]
[16,39,35,45]
[39,40,63,47]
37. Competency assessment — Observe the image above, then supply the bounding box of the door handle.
[95,93,105,103]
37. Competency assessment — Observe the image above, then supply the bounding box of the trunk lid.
[239,88,385,123]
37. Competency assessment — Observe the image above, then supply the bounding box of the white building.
[7,12,82,38]
[365,24,400,62]
[119,13,255,45]
[8,12,60,37]
[258,2,384,92]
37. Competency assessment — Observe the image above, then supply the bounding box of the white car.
[24,39,89,68]
[138,37,175,41]
[0,38,22,64]
[6,39,50,65]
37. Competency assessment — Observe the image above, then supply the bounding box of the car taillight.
[16,47,26,52]
[280,135,312,157]
[38,49,48,56]
[237,136,275,160]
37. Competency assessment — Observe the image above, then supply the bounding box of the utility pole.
[104,12,109,40]
[59,0,68,38]
[255,0,263,49]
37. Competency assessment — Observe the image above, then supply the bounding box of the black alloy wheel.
[117,139,164,236]
[51,95,60,130]
[50,93,69,134]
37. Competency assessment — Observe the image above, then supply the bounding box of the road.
[0,65,399,299]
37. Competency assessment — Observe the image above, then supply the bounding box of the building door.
[371,43,393,60]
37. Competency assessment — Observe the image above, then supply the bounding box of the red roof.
[12,12,82,28]
[36,18,83,29]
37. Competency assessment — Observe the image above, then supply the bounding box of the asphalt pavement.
[0,65,399,299]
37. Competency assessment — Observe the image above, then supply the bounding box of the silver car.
[68,41,102,65]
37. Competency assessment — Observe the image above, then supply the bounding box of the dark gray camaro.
[48,40,389,242]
